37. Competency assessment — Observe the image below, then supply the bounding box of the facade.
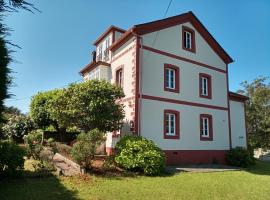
[79,12,248,165]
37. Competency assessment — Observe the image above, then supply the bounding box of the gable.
[111,11,233,64]
[142,22,227,71]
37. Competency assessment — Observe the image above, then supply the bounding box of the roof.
[93,25,126,46]
[79,61,110,75]
[109,11,233,64]
[229,92,249,102]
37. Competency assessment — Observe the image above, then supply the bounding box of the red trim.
[112,30,115,43]
[200,114,213,141]
[164,110,180,139]
[141,94,228,111]
[134,37,140,135]
[93,25,125,46]
[142,45,227,74]
[199,73,212,99]
[164,64,180,93]
[110,12,233,63]
[109,29,134,51]
[229,92,249,102]
[182,26,196,53]
[79,61,110,75]
[164,150,227,165]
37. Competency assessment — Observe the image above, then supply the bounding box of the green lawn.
[1,161,270,200]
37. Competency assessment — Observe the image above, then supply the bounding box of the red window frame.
[164,110,180,139]
[115,66,124,88]
[164,64,180,93]
[199,73,212,99]
[182,26,196,53]
[200,114,213,141]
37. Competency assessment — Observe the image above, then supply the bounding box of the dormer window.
[182,26,195,53]
[97,45,103,61]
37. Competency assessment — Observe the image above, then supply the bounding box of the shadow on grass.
[245,160,270,176]
[0,171,78,200]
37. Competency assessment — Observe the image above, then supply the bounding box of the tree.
[0,0,37,135]
[30,90,60,130]
[61,80,125,132]
[238,77,270,149]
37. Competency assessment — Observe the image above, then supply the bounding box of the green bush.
[2,115,35,142]
[226,147,255,167]
[0,140,25,176]
[24,129,44,159]
[71,129,105,169]
[115,135,165,176]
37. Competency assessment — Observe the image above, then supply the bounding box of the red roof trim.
[79,61,110,75]
[109,11,233,64]
[93,25,126,46]
[229,92,249,102]
[109,28,134,51]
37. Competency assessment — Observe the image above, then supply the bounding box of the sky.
[3,0,270,113]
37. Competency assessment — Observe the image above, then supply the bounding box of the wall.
[142,22,226,71]
[140,99,230,150]
[229,100,247,148]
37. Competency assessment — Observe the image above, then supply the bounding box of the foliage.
[54,142,72,157]
[226,147,255,167]
[0,140,25,176]
[238,77,270,149]
[0,0,37,136]
[2,115,35,142]
[71,129,105,169]
[24,129,44,159]
[0,37,11,128]
[48,80,125,132]
[115,135,165,175]
[30,91,60,130]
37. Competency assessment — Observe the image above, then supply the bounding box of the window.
[200,114,213,141]
[199,73,212,99]
[182,26,195,53]
[104,37,110,61]
[116,68,123,88]
[164,64,180,93]
[164,110,180,139]
[88,68,100,80]
[97,45,103,61]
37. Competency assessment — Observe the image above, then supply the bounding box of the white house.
[79,11,248,165]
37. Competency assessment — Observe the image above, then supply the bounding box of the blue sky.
[4,0,270,113]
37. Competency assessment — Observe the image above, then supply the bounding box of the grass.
[0,161,270,200]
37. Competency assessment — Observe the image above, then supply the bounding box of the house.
[79,11,248,165]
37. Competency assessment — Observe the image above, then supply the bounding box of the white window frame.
[116,68,123,87]
[165,68,176,89]
[201,117,209,138]
[201,77,208,96]
[165,113,176,136]
[184,31,192,49]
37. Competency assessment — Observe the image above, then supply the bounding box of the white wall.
[230,100,247,148]
[142,22,227,71]
[140,99,230,150]
[140,49,228,108]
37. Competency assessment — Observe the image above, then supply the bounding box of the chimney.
[92,51,96,62]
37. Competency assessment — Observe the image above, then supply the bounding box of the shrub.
[24,129,44,159]
[0,140,25,176]
[115,135,165,176]
[54,142,72,157]
[226,147,256,167]
[71,129,105,169]
[2,115,35,142]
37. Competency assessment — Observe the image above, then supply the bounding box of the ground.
[0,161,270,200]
